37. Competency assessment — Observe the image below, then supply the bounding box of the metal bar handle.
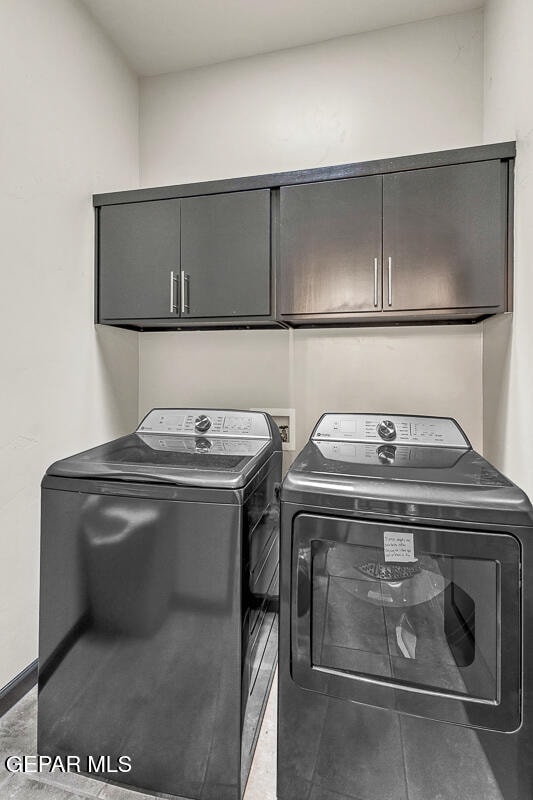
[180,271,191,314]
[185,272,190,313]
[388,257,392,307]
[373,258,378,307]
[169,270,178,313]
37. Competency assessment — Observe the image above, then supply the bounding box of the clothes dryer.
[39,408,281,800]
[278,413,532,800]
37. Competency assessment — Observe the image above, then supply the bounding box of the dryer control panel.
[137,408,271,439]
[311,414,470,449]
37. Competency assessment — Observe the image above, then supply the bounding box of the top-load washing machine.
[38,408,281,800]
[278,413,533,800]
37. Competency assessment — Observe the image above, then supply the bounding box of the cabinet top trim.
[93,141,515,207]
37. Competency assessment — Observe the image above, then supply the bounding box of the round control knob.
[377,444,396,465]
[377,419,397,441]
[195,414,212,433]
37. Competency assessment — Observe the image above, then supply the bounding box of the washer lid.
[46,409,276,489]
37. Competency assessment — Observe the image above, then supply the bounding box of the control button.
[377,444,396,464]
[377,419,397,441]
[195,414,212,433]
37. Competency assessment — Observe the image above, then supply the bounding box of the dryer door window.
[291,514,520,731]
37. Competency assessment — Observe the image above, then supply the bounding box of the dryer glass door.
[291,514,520,731]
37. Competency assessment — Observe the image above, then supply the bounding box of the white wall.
[291,327,483,451]
[139,10,484,454]
[0,0,139,687]
[140,326,483,453]
[140,330,290,413]
[483,0,533,496]
[140,10,483,185]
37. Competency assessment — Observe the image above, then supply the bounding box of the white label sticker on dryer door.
[383,531,416,562]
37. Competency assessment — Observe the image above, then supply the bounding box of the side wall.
[0,0,140,687]
[139,11,485,454]
[483,0,533,495]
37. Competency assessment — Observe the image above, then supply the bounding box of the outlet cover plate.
[250,407,296,451]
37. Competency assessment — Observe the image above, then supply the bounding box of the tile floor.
[0,676,277,800]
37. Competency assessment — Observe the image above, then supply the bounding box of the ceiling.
[83,0,482,77]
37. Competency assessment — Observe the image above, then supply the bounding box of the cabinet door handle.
[374,258,379,307]
[181,271,190,314]
[169,270,178,313]
[387,257,393,307]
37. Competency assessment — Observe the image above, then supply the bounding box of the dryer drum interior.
[317,546,475,667]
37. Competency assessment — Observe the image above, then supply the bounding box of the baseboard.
[0,659,38,718]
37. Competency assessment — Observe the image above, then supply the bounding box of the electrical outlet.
[250,407,296,451]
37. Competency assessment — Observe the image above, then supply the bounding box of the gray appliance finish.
[278,413,532,800]
[38,409,282,800]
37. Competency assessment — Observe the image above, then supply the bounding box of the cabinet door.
[280,176,383,315]
[383,161,507,312]
[180,190,271,318]
[99,200,180,320]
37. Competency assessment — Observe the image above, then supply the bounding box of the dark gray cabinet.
[279,177,382,315]
[278,157,510,324]
[181,190,270,319]
[382,161,507,313]
[95,141,514,330]
[99,200,180,321]
[97,189,272,327]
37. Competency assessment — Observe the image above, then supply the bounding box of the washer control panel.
[137,409,271,439]
[311,414,470,449]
